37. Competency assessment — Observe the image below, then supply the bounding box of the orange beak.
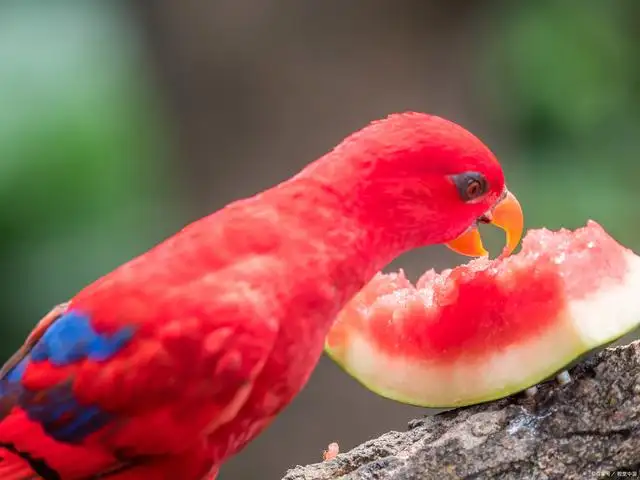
[445,190,524,258]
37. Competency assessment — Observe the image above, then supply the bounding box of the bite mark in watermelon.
[326,221,640,407]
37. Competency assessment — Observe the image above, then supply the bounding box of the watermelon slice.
[326,221,640,407]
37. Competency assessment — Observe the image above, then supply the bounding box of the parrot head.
[324,112,524,257]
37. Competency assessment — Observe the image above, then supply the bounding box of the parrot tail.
[0,448,42,479]
[0,452,218,480]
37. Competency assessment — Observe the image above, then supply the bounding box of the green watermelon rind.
[325,324,635,408]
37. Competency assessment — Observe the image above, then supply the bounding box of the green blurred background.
[1,1,638,478]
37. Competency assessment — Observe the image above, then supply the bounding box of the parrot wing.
[0,294,278,479]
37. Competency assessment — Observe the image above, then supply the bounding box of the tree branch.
[283,341,640,479]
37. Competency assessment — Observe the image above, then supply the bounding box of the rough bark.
[283,341,640,480]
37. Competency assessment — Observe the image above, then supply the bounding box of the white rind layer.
[329,250,640,408]
[571,251,640,346]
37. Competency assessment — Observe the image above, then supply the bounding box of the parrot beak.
[445,190,524,258]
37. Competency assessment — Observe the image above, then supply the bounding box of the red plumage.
[0,113,515,479]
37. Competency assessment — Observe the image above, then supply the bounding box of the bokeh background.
[1,1,639,478]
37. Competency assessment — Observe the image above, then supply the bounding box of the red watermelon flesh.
[326,221,640,407]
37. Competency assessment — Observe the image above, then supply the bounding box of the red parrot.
[0,112,523,479]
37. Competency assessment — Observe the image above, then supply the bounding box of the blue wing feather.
[30,311,135,366]
[0,308,135,443]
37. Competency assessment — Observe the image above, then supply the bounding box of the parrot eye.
[450,171,489,202]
